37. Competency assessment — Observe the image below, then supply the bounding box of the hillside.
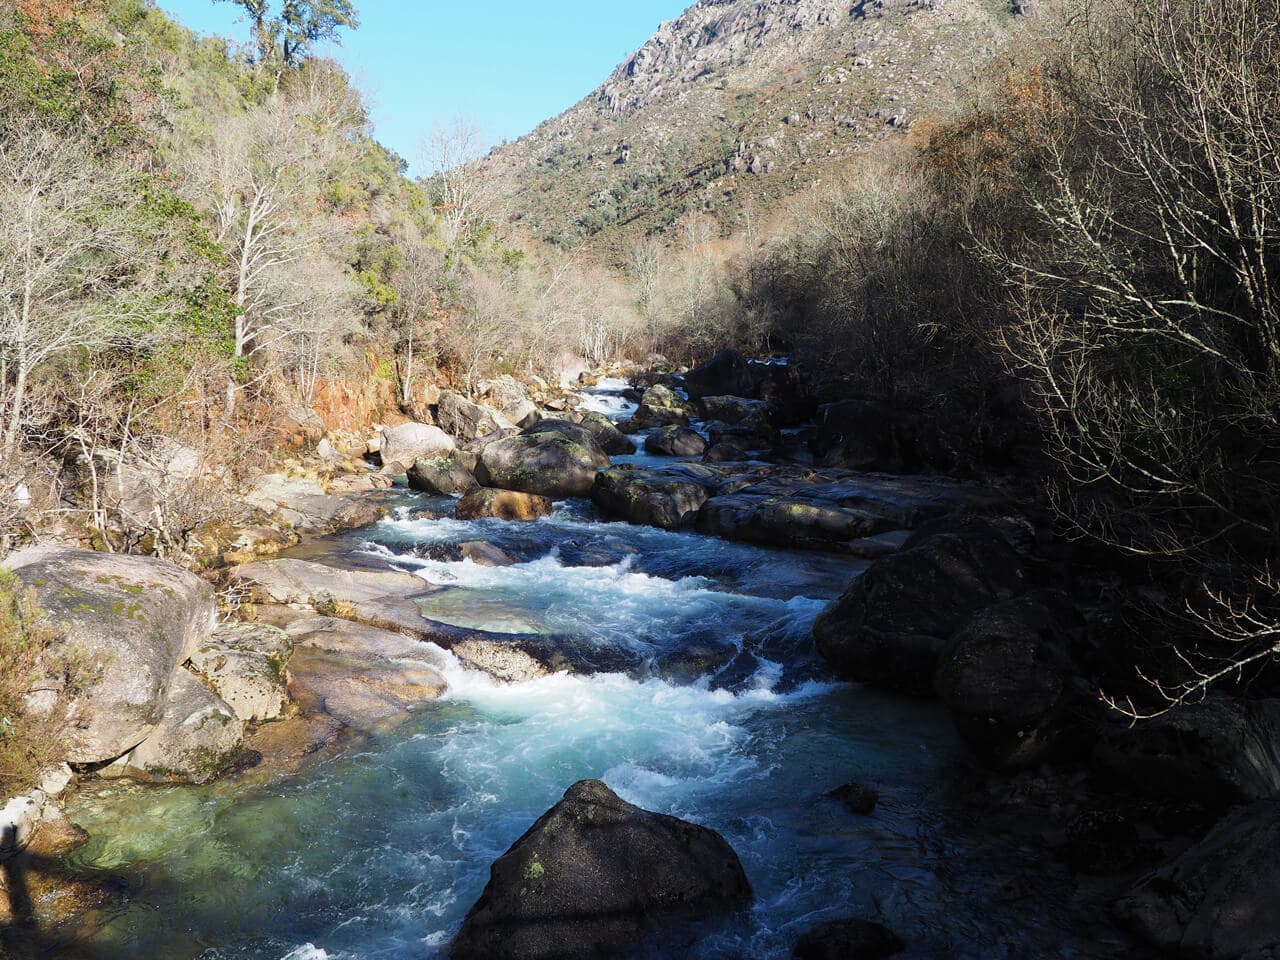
[482,0,1027,260]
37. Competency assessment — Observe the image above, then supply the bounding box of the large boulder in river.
[109,669,243,784]
[645,425,707,458]
[476,431,609,499]
[1093,698,1280,809]
[592,465,714,530]
[629,384,692,429]
[437,390,512,441]
[1113,799,1280,958]
[451,779,752,960]
[379,422,455,469]
[8,545,217,764]
[456,488,554,521]
[813,517,1025,696]
[577,412,637,455]
[934,592,1092,769]
[408,453,478,495]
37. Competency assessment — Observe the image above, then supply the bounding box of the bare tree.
[422,117,503,273]
[0,123,144,461]
[182,85,360,413]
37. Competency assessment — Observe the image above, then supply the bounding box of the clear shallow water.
[56,382,1131,959]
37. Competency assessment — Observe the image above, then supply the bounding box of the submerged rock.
[108,669,243,784]
[645,425,708,458]
[934,592,1091,769]
[828,781,879,815]
[476,430,610,499]
[1113,799,1280,958]
[813,517,1025,696]
[792,919,904,960]
[8,545,217,764]
[189,622,294,723]
[456,488,554,521]
[451,779,751,960]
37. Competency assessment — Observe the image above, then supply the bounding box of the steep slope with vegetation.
[482,0,1025,258]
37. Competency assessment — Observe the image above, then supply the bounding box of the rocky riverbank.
[2,352,1274,958]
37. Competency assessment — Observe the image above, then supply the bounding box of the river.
[58,379,1130,959]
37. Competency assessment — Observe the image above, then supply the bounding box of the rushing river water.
[58,380,1132,960]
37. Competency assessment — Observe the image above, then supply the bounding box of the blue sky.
[156,1,690,173]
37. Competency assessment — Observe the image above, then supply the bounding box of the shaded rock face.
[793,919,904,960]
[704,439,750,463]
[683,350,759,401]
[379,422,455,469]
[645,425,708,458]
[813,518,1025,696]
[408,453,478,495]
[934,592,1090,770]
[189,622,293,723]
[438,391,511,441]
[112,669,243,784]
[476,432,610,499]
[8,546,217,764]
[451,779,752,960]
[1113,799,1280,959]
[456,488,554,522]
[812,399,910,472]
[1094,698,1280,809]
[592,466,712,530]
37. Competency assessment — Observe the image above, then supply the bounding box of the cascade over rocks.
[451,779,752,960]
[476,429,610,499]
[1113,799,1280,959]
[8,545,217,764]
[934,592,1092,769]
[408,453,478,495]
[1093,698,1280,809]
[379,422,455,469]
[645,424,708,457]
[813,516,1025,696]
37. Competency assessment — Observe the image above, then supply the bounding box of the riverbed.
[59,380,1132,959]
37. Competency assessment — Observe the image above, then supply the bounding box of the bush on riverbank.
[0,570,66,794]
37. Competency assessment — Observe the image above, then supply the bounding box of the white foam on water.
[281,947,329,960]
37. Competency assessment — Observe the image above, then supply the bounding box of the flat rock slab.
[230,558,437,607]
[242,474,383,532]
[590,464,1005,554]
